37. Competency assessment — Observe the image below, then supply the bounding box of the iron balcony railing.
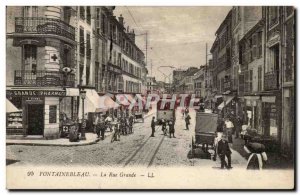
[14,70,75,87]
[264,71,279,91]
[15,17,75,41]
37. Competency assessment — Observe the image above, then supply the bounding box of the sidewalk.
[6,132,112,147]
[6,110,155,147]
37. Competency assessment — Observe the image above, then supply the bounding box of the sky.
[114,6,232,82]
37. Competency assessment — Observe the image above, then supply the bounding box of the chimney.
[118,14,124,26]
[127,29,135,43]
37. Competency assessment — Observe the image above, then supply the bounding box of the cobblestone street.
[7,109,247,169]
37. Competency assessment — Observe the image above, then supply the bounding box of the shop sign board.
[7,90,66,97]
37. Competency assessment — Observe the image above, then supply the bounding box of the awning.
[213,95,223,102]
[78,90,120,118]
[217,96,235,110]
[6,99,20,113]
[97,95,120,111]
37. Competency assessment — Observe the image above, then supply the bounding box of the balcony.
[264,72,279,91]
[15,17,75,41]
[14,70,75,87]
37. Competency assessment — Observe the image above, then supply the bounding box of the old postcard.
[6,6,295,189]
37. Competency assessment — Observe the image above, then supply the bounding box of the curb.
[6,138,101,147]
[6,113,154,147]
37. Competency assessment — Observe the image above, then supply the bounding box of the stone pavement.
[6,133,102,147]
[6,109,156,147]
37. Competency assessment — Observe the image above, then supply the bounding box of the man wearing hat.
[217,134,232,169]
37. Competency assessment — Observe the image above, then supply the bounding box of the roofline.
[215,9,232,35]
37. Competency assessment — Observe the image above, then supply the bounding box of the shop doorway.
[27,104,44,135]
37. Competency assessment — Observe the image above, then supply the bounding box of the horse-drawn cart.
[190,112,218,158]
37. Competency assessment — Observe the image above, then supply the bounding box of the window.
[86,33,91,58]
[79,66,84,84]
[268,7,278,28]
[257,31,263,58]
[95,62,99,91]
[86,6,91,24]
[258,66,262,91]
[244,71,249,92]
[49,105,57,124]
[86,66,90,86]
[285,18,294,82]
[80,6,85,20]
[23,45,37,73]
[113,51,116,65]
[23,6,38,17]
[249,37,253,62]
[79,27,85,56]
[249,69,253,92]
[101,14,106,34]
[63,49,70,67]
[252,33,257,60]
[117,53,121,67]
[96,8,101,34]
[102,42,106,64]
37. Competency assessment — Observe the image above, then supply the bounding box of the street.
[6,109,247,169]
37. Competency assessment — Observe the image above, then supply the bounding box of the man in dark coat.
[151,116,156,137]
[97,117,106,140]
[169,120,176,138]
[217,134,232,169]
[185,114,191,130]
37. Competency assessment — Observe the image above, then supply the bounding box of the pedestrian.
[244,142,268,170]
[185,107,189,116]
[169,120,176,138]
[217,134,232,169]
[224,117,234,144]
[185,114,191,130]
[96,116,106,140]
[151,116,156,137]
[93,114,99,134]
[128,114,134,134]
[161,119,167,135]
[234,116,242,138]
[105,114,113,132]
[120,116,127,135]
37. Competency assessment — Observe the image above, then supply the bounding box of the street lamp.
[80,88,86,140]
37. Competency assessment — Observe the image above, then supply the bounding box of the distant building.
[172,69,186,93]
[178,67,199,94]
[146,76,158,94]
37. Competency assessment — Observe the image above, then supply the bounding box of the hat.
[244,142,266,153]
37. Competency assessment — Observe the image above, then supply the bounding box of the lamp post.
[80,88,86,140]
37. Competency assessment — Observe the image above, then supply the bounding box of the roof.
[184,68,199,77]
[239,19,264,44]
[215,9,232,35]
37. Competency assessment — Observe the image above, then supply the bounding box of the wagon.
[190,112,218,158]
[134,111,144,123]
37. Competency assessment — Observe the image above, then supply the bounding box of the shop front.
[6,88,75,139]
